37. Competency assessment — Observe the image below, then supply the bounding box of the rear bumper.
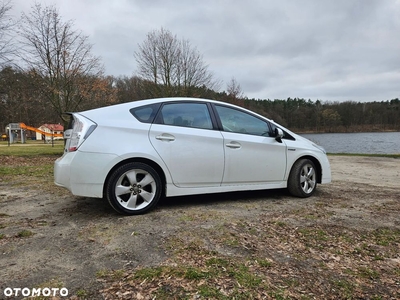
[54,151,119,198]
[54,153,75,191]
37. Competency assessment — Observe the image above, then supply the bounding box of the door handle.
[226,142,241,149]
[156,134,175,141]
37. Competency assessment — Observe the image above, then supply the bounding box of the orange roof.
[40,124,64,131]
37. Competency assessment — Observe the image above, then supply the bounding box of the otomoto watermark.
[2,287,69,298]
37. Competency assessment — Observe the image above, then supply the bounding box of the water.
[301,132,400,154]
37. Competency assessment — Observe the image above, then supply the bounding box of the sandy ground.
[0,155,399,298]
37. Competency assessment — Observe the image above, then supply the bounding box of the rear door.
[149,102,224,188]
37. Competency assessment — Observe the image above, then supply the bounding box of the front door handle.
[156,134,175,141]
[226,142,241,149]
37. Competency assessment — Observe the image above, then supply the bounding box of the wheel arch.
[103,157,167,198]
[289,155,323,183]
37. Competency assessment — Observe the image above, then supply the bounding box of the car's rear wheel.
[288,159,317,197]
[106,162,162,215]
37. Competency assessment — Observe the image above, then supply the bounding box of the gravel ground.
[0,155,399,299]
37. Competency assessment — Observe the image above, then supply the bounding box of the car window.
[130,103,160,123]
[157,103,213,129]
[215,105,271,136]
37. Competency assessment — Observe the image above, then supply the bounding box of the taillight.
[67,114,97,152]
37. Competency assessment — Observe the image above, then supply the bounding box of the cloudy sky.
[10,0,400,102]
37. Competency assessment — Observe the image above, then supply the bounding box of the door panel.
[149,125,224,187]
[221,132,287,184]
[213,104,287,185]
[149,102,224,188]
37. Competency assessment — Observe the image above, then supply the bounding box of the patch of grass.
[0,164,53,177]
[198,285,225,298]
[110,269,125,280]
[304,214,318,220]
[372,227,399,246]
[99,217,400,299]
[76,289,88,298]
[0,143,63,191]
[257,258,272,268]
[230,263,262,288]
[0,233,5,239]
[96,269,125,280]
[95,269,109,278]
[184,266,210,280]
[275,221,286,227]
[133,267,164,280]
[102,255,268,298]
[268,290,291,300]
[298,228,329,242]
[154,284,187,299]
[357,266,380,280]
[224,235,240,246]
[0,154,58,194]
[0,142,64,156]
[206,257,230,268]
[331,279,355,298]
[16,229,34,238]
[283,277,300,287]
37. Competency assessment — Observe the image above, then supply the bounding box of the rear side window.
[130,103,161,123]
[156,103,213,130]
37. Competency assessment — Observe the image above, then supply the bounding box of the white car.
[54,97,331,215]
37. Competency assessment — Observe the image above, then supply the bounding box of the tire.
[288,159,317,198]
[106,162,162,215]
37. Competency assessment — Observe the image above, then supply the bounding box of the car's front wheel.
[288,159,317,197]
[106,162,162,215]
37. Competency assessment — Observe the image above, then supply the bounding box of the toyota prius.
[54,97,331,215]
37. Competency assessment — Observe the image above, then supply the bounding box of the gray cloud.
[10,0,400,102]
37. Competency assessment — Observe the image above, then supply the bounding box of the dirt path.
[0,155,399,299]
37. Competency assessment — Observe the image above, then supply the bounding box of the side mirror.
[275,128,283,143]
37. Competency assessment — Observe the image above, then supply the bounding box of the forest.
[0,3,399,134]
[1,64,399,134]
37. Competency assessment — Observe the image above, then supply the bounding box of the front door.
[214,105,287,185]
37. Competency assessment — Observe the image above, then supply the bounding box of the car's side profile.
[54,97,331,215]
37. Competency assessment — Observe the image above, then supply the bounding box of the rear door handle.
[226,142,241,149]
[156,134,175,141]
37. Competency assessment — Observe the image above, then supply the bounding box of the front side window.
[157,103,213,130]
[215,105,271,136]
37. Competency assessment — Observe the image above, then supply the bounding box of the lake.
[301,132,400,154]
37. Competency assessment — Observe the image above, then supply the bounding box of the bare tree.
[134,28,217,97]
[0,1,15,66]
[18,3,106,124]
[177,40,214,91]
[226,77,243,103]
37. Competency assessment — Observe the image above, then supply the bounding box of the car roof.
[77,97,224,121]
[78,97,225,117]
